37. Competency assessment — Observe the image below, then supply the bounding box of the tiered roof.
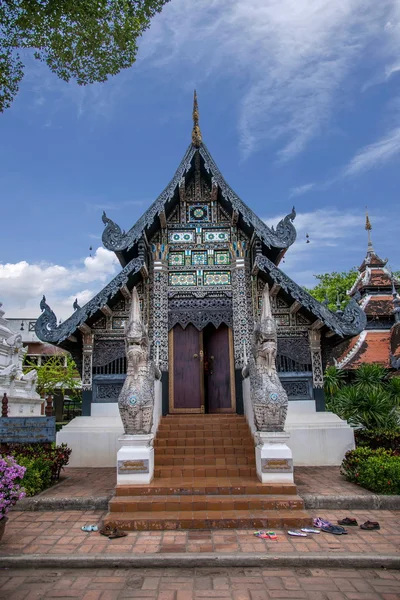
[333,214,399,370]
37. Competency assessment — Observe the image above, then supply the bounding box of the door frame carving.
[168,327,205,413]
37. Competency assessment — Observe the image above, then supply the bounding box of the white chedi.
[0,303,42,416]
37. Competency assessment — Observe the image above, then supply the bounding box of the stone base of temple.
[243,380,355,467]
[102,414,310,531]
[56,381,162,468]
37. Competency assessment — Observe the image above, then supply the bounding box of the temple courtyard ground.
[1,467,399,598]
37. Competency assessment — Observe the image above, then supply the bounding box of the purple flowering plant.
[0,455,26,520]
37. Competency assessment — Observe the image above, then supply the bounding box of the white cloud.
[289,183,315,198]
[139,0,399,159]
[343,126,400,176]
[0,247,119,319]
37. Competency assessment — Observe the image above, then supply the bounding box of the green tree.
[305,268,359,311]
[0,0,170,112]
[24,354,81,399]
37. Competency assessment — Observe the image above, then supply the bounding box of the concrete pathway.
[1,565,400,599]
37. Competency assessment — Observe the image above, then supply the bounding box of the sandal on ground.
[108,527,128,539]
[360,521,380,530]
[338,518,358,526]
[288,530,308,537]
[99,524,114,537]
[301,528,320,534]
[267,531,277,540]
[321,524,347,535]
[81,524,98,532]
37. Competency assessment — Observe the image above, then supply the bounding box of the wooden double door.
[169,323,236,413]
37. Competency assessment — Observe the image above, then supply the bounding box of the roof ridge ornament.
[192,90,202,147]
[365,208,374,255]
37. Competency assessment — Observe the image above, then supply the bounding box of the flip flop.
[108,527,128,539]
[81,524,92,532]
[360,521,380,530]
[338,518,358,526]
[99,524,114,537]
[288,530,308,537]
[301,528,321,534]
[267,531,277,540]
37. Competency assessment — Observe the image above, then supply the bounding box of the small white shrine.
[0,303,42,416]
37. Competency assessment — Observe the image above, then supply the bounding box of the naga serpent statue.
[118,287,160,435]
[245,283,288,432]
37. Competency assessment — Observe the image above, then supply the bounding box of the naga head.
[125,287,148,368]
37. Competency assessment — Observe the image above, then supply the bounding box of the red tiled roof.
[339,331,391,369]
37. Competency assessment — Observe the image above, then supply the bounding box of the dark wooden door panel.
[170,324,203,412]
[205,324,235,413]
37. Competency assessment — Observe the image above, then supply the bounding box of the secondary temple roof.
[35,93,367,359]
[332,214,400,370]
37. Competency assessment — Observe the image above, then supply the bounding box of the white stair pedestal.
[117,434,154,485]
[255,431,294,484]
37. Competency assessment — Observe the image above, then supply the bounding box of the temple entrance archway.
[168,323,235,414]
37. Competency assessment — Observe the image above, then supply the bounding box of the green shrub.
[7,443,72,482]
[355,429,400,452]
[340,447,394,483]
[357,456,400,495]
[15,457,52,497]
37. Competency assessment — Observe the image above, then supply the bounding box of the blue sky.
[1,0,399,319]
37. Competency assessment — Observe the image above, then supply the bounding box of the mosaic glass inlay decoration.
[203,271,231,286]
[203,229,230,243]
[168,230,195,244]
[188,204,210,223]
[192,251,207,265]
[214,250,231,265]
[169,272,197,286]
[112,317,128,329]
[168,252,185,266]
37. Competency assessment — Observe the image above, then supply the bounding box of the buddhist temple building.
[332,214,400,372]
[35,93,367,469]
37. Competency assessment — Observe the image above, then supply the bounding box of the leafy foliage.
[0,0,170,111]
[9,443,72,483]
[15,456,52,496]
[341,447,400,495]
[25,355,81,400]
[325,365,400,430]
[305,269,359,311]
[355,429,400,452]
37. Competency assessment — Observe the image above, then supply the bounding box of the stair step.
[155,439,253,447]
[114,479,298,497]
[109,494,304,513]
[156,446,253,456]
[103,509,311,530]
[155,467,257,478]
[154,456,254,466]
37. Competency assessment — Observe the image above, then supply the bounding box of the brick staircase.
[104,414,310,530]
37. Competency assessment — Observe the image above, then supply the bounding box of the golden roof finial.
[192,90,202,147]
[365,208,374,253]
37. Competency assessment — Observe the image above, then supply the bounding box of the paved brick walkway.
[0,566,399,599]
[35,466,373,501]
[1,509,399,556]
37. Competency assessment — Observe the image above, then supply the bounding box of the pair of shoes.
[99,524,127,539]
[360,520,380,530]
[338,517,358,526]
[321,524,347,535]
[288,530,307,537]
[81,524,99,532]
[254,531,277,540]
[313,517,331,528]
